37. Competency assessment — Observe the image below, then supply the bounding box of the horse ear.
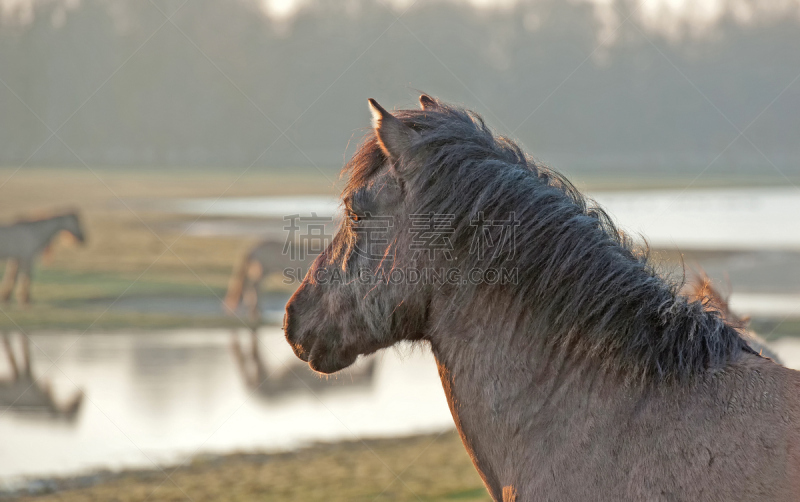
[419,94,438,111]
[368,98,418,161]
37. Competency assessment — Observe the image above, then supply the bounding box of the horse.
[225,239,317,323]
[225,217,333,323]
[685,274,782,364]
[0,332,83,420]
[283,95,800,501]
[0,211,85,305]
[225,241,278,322]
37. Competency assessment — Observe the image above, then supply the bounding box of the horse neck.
[427,306,627,498]
[34,217,67,246]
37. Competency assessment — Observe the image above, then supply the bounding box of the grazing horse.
[0,211,85,305]
[284,95,800,501]
[225,240,316,323]
[224,241,280,322]
[685,274,782,363]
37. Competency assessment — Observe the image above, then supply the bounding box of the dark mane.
[343,100,751,383]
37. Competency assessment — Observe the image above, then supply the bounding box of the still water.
[3,330,800,485]
[170,187,800,251]
[0,329,452,485]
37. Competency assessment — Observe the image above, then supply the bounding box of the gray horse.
[284,96,800,501]
[0,211,85,305]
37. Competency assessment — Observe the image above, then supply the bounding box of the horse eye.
[348,211,360,223]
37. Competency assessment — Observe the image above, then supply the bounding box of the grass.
[13,432,491,502]
[0,268,238,330]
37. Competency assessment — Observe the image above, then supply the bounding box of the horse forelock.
[342,99,750,384]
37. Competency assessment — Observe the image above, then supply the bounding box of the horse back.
[518,355,800,501]
[616,355,800,501]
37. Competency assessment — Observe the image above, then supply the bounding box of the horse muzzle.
[283,305,357,374]
[283,308,310,362]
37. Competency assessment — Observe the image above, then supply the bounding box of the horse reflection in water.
[230,329,376,400]
[0,333,83,420]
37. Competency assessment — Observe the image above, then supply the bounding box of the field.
[0,166,342,330]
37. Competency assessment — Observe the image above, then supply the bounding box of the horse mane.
[343,99,751,383]
[684,273,750,331]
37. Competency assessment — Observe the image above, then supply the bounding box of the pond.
[3,329,800,488]
[167,187,800,251]
[0,329,452,486]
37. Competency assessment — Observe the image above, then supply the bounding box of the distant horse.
[224,241,279,322]
[0,333,83,420]
[284,95,800,501]
[230,328,375,400]
[0,211,85,305]
[225,239,316,323]
[685,274,782,363]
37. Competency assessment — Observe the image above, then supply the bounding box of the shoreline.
[5,432,490,502]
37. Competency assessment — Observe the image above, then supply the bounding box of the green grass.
[0,267,238,330]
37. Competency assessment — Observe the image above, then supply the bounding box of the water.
[168,196,341,219]
[592,187,800,251]
[3,329,800,485]
[0,329,452,485]
[168,187,800,251]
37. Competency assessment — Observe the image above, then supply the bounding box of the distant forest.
[1,0,799,176]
